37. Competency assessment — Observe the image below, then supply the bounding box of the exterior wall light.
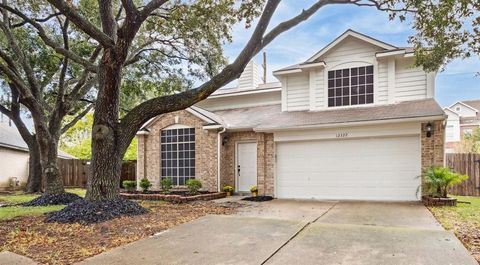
[222,135,229,146]
[426,122,433,138]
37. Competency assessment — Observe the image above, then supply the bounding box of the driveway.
[78,199,477,265]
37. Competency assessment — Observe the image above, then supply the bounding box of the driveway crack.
[260,202,338,265]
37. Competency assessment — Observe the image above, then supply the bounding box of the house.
[0,119,76,190]
[444,100,480,153]
[136,30,445,201]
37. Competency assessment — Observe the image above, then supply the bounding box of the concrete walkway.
[78,199,477,265]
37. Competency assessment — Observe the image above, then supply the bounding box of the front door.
[236,142,257,192]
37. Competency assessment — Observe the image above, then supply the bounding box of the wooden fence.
[58,159,136,188]
[446,153,480,196]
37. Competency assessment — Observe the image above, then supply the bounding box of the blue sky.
[223,1,479,107]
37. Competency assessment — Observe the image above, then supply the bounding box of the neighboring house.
[0,119,75,190]
[136,29,445,201]
[444,100,480,153]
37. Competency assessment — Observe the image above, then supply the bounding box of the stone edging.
[422,196,457,206]
[120,192,227,203]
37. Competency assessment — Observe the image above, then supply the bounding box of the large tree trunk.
[25,141,42,193]
[36,129,65,194]
[86,48,123,201]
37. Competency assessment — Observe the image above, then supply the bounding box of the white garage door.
[275,136,421,201]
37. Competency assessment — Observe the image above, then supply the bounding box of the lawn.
[0,200,236,264]
[428,196,480,262]
[0,189,86,220]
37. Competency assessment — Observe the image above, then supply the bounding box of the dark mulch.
[46,198,148,224]
[20,192,82,206]
[242,196,274,202]
[124,190,212,196]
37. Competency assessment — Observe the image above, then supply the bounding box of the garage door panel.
[275,136,421,201]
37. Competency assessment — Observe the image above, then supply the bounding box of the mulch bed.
[121,191,227,203]
[0,201,237,265]
[20,193,82,206]
[242,196,274,202]
[422,196,457,206]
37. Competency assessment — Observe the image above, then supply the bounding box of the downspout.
[217,127,227,192]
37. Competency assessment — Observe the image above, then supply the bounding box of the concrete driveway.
[78,199,477,265]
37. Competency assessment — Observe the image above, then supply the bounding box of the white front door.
[236,142,257,192]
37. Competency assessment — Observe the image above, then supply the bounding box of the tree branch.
[61,103,93,134]
[0,3,98,72]
[45,0,115,47]
[138,0,168,21]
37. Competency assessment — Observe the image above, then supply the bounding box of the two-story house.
[136,30,445,201]
[444,100,480,153]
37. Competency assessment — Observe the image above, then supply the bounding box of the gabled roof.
[449,101,479,112]
[460,99,480,112]
[443,107,460,116]
[0,121,76,159]
[140,106,225,131]
[306,29,398,63]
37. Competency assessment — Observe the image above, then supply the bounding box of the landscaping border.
[120,192,226,203]
[422,196,457,206]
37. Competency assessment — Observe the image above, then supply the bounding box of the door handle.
[237,165,241,177]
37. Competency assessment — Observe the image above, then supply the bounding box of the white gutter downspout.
[217,127,227,192]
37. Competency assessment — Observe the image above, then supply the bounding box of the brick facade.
[136,110,219,191]
[137,110,444,198]
[421,120,445,170]
[219,131,274,196]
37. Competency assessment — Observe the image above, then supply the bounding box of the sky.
[222,1,479,107]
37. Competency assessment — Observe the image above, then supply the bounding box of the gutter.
[217,127,227,192]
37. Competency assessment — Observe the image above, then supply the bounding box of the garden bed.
[120,191,226,203]
[422,195,457,206]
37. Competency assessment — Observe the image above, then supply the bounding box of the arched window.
[160,125,195,186]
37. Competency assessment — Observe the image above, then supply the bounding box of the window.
[161,128,195,185]
[456,106,461,111]
[328,65,374,107]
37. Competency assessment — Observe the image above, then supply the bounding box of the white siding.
[313,69,324,108]
[320,37,383,66]
[450,102,477,117]
[286,73,309,111]
[197,90,281,111]
[237,61,260,90]
[377,59,388,104]
[394,58,427,101]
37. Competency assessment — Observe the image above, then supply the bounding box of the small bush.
[122,180,136,191]
[223,185,234,193]
[186,179,202,194]
[139,177,152,193]
[422,167,468,198]
[250,186,258,193]
[160,178,173,193]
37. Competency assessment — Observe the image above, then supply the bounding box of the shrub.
[186,179,202,194]
[422,167,468,198]
[122,180,136,191]
[160,178,173,193]
[139,177,152,193]
[223,185,234,193]
[250,186,258,193]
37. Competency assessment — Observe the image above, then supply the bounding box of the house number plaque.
[336,132,349,138]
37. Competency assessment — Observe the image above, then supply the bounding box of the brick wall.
[136,110,219,191]
[421,120,445,169]
[220,131,275,196]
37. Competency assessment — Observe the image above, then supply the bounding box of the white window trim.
[323,61,377,109]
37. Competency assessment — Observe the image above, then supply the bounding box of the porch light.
[222,135,229,146]
[426,122,433,138]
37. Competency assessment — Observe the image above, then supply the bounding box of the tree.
[409,1,480,72]
[60,113,138,160]
[0,1,96,195]
[453,128,480,153]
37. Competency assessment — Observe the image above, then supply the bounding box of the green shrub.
[139,177,152,193]
[160,178,173,193]
[250,185,258,193]
[186,179,202,194]
[122,180,136,191]
[223,185,234,193]
[422,167,468,198]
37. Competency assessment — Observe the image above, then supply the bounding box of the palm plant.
[422,167,468,198]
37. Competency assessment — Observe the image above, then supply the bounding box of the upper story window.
[161,127,195,186]
[328,65,374,107]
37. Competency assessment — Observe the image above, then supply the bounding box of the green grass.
[429,196,480,230]
[0,189,86,221]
